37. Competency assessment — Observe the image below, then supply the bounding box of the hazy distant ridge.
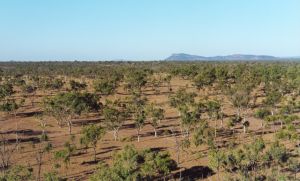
[165,53,278,61]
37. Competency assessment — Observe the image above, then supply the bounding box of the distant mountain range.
[165,53,281,61]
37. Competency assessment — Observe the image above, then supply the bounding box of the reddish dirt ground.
[1,77,298,181]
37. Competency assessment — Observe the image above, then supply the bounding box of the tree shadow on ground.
[174,166,215,180]
[102,145,120,150]
[73,117,102,126]
[165,116,180,120]
[122,123,135,129]
[0,129,56,136]
[97,148,121,155]
[67,169,95,181]
[6,137,40,144]
[80,156,110,166]
[17,110,43,117]
[149,147,168,152]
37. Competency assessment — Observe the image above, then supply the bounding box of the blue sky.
[0,0,299,60]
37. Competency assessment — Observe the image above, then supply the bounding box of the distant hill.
[165,53,278,61]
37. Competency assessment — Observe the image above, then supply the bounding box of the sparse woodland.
[1,61,300,180]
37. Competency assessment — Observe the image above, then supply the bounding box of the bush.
[0,165,33,181]
[89,145,177,180]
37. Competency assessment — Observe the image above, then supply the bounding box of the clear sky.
[0,0,299,60]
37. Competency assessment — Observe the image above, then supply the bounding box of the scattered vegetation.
[1,61,300,180]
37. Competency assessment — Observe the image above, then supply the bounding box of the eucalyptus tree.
[34,113,48,136]
[44,92,100,135]
[227,84,251,118]
[205,100,221,137]
[127,91,148,142]
[179,105,199,138]
[0,75,21,151]
[134,108,146,142]
[54,142,75,169]
[0,99,24,148]
[35,132,53,181]
[94,78,117,96]
[261,65,285,97]
[255,108,271,128]
[214,65,229,91]
[263,88,282,115]
[163,74,172,92]
[103,99,129,141]
[80,124,105,162]
[192,66,216,91]
[227,83,252,134]
[145,103,165,137]
[169,88,196,117]
[148,76,162,95]
[193,120,214,148]
[21,84,37,106]
[0,134,18,170]
[124,69,148,94]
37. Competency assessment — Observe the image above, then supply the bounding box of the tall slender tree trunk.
[113,129,118,141]
[220,119,223,128]
[271,109,274,116]
[36,152,42,181]
[14,111,19,151]
[186,129,189,138]
[15,122,19,150]
[57,120,62,128]
[30,95,34,107]
[137,129,140,142]
[67,121,72,135]
[154,127,157,137]
[214,119,217,138]
[237,108,241,118]
[93,146,97,162]
[220,107,224,128]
